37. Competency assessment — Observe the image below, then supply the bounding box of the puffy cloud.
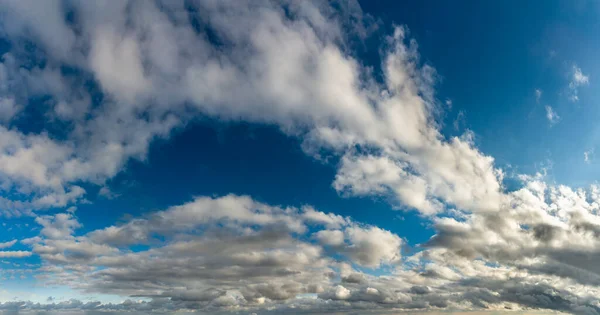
[1,0,600,314]
[425,178,600,286]
[334,154,439,214]
[0,0,502,219]
[343,225,403,267]
[35,213,81,239]
[87,194,307,246]
[25,195,406,308]
[303,206,348,229]
[21,190,600,314]
[319,285,351,300]
[314,229,345,246]
[313,225,403,268]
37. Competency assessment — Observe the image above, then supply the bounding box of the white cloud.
[10,187,600,313]
[0,0,503,219]
[303,206,347,229]
[0,240,16,249]
[344,225,403,267]
[573,65,590,85]
[535,89,542,103]
[545,105,560,124]
[24,195,411,310]
[2,1,600,315]
[35,213,81,240]
[585,149,594,164]
[314,229,345,246]
[320,285,351,300]
[90,27,151,104]
[569,65,589,102]
[21,184,600,314]
[0,251,31,258]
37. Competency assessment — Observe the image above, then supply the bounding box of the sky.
[2,0,600,314]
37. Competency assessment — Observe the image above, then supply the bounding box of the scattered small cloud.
[584,149,594,164]
[445,98,452,109]
[568,65,589,102]
[544,105,559,125]
[98,186,120,200]
[535,89,542,103]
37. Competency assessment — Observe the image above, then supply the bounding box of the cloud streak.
[0,251,31,258]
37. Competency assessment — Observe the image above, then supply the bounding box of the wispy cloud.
[445,98,453,109]
[569,64,589,102]
[453,110,466,130]
[545,105,560,124]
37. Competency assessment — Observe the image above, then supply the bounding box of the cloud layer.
[0,0,598,315]
[13,185,600,315]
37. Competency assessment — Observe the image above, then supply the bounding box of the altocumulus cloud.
[0,0,599,315]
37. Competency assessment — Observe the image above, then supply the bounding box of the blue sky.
[1,1,600,314]
[363,0,599,185]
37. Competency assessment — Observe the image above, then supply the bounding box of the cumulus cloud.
[1,0,600,315]
[23,195,411,311]
[16,185,600,314]
[424,178,600,291]
[343,225,403,267]
[0,0,503,219]
[314,229,345,246]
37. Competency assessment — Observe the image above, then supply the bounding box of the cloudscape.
[0,0,599,314]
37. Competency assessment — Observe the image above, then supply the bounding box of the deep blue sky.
[359,0,600,186]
